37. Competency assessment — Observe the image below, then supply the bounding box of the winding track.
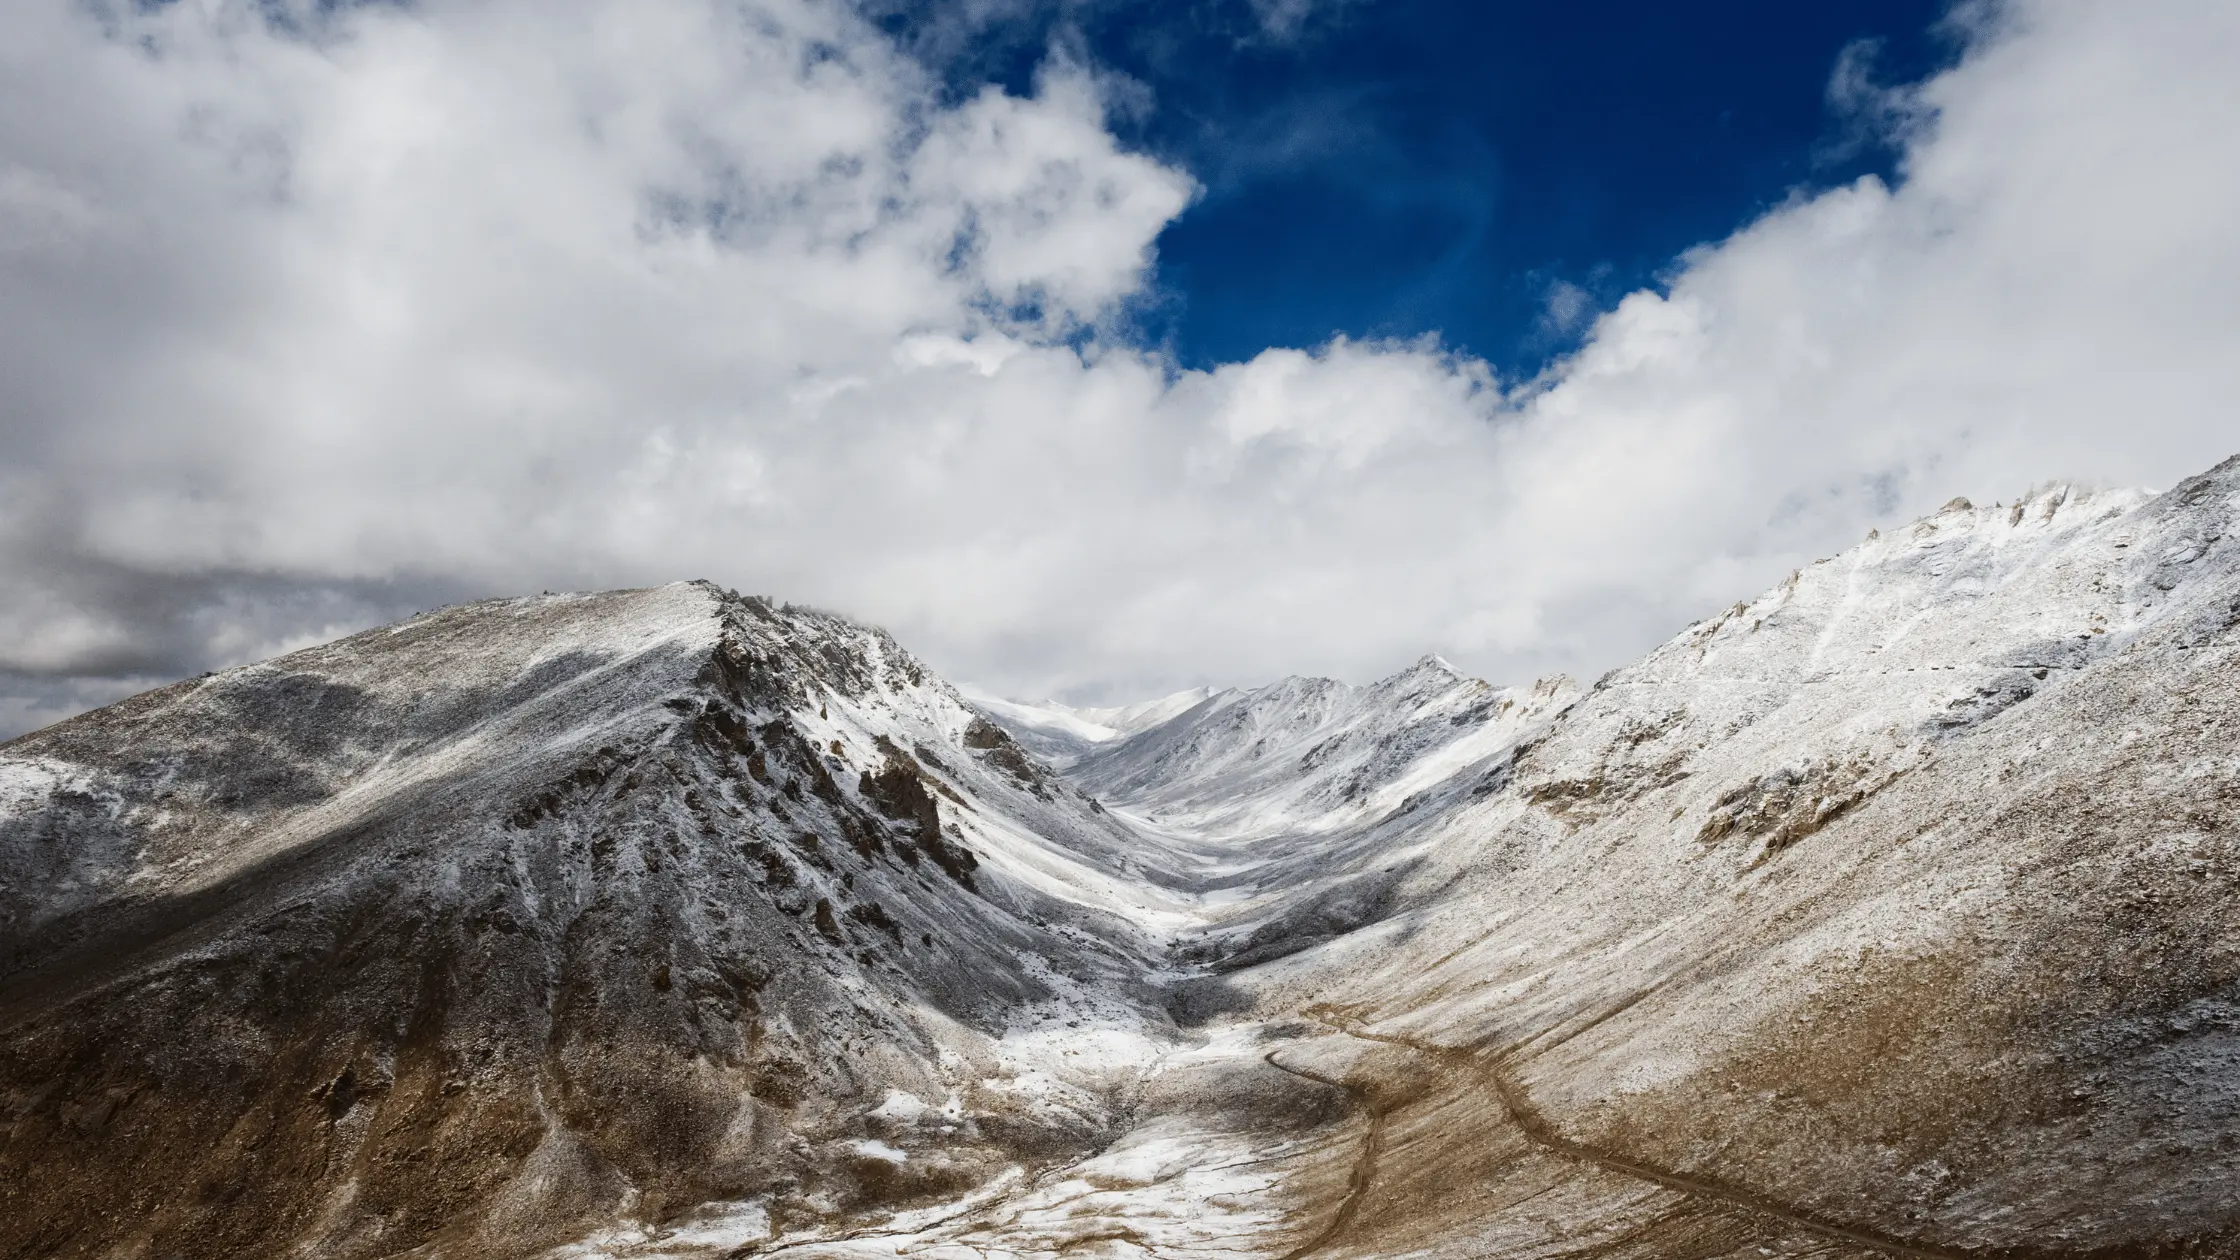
[1258,1047,1391,1260]
[1296,1006,1976,1260]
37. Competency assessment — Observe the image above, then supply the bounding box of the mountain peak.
[1400,652,1464,680]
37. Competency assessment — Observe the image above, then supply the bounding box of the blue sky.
[880,0,1952,374]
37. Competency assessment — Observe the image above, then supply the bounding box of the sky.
[1,0,2238,734]
[875,0,1953,373]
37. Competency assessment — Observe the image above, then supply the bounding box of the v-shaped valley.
[6,458,2240,1258]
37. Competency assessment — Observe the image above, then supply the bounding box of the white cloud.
[1484,0,2240,631]
[1,0,2237,733]
[1535,278,1597,340]
[1244,0,1358,44]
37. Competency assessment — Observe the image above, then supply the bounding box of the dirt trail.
[1299,1006,1978,1260]
[1259,1046,1391,1260]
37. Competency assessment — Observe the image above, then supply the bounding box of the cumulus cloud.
[1,0,2237,733]
[0,0,1194,712]
[1487,0,2240,632]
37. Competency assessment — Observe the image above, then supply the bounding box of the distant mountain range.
[4,456,2237,1259]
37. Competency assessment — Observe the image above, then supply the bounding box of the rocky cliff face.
[5,457,2240,1260]
[0,584,1197,1258]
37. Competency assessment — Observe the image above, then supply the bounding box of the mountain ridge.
[0,583,1225,1258]
[1,457,2236,1258]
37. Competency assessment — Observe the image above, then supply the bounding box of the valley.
[3,457,2239,1258]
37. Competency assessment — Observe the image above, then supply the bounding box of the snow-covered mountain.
[0,584,1217,1258]
[976,657,1581,974]
[1066,656,1575,840]
[4,456,2239,1259]
[1232,466,2240,1256]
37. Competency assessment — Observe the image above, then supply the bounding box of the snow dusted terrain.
[4,455,2239,1259]
[995,659,1580,975]
[0,586,1223,1257]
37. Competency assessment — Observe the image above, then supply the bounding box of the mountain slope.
[971,659,1580,975]
[1229,466,2240,1256]
[1068,659,1576,842]
[0,583,1201,1259]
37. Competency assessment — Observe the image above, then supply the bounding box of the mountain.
[1034,658,1579,972]
[1205,467,2240,1257]
[0,584,1209,1258]
[1066,655,1576,839]
[4,455,2239,1259]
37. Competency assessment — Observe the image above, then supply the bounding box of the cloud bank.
[2,0,2237,733]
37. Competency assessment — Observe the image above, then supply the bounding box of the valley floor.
[540,797,1967,1260]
